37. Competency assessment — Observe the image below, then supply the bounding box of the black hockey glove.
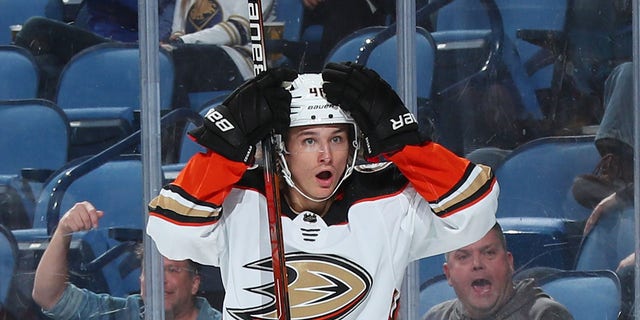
[322,62,425,159]
[189,68,298,163]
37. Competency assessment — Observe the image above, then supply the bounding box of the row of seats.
[4,0,629,158]
[0,43,176,159]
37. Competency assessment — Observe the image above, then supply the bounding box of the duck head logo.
[227,252,372,319]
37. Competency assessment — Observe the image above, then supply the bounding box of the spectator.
[161,0,274,108]
[14,0,175,100]
[574,62,636,320]
[423,222,574,320]
[572,61,634,211]
[32,201,221,320]
[146,62,499,318]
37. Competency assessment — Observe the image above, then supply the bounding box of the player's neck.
[285,190,333,217]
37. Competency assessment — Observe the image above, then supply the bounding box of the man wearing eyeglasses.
[32,201,222,320]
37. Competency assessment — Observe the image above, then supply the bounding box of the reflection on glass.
[0,0,634,319]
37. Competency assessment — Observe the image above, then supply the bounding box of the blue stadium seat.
[575,206,634,271]
[0,99,70,177]
[418,274,455,316]
[499,217,575,271]
[325,26,435,100]
[538,269,621,320]
[495,135,599,220]
[418,254,445,286]
[33,155,146,232]
[494,135,600,270]
[0,0,64,45]
[496,0,568,93]
[434,0,553,112]
[0,45,39,100]
[434,0,568,96]
[325,26,385,64]
[56,42,175,158]
[0,224,17,310]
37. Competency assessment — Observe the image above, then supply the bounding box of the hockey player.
[146,62,498,319]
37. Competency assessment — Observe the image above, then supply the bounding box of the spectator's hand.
[160,43,176,52]
[583,192,623,235]
[189,68,298,163]
[322,62,425,159]
[617,252,635,272]
[56,201,104,236]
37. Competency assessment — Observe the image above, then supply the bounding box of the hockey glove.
[189,68,298,163]
[322,62,425,158]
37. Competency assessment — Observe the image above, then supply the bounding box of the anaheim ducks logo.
[227,252,372,319]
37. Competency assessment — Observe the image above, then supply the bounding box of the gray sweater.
[423,278,574,320]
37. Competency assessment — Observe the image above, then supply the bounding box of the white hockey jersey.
[147,142,498,319]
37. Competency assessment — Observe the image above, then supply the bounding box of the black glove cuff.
[362,130,425,158]
[188,126,256,163]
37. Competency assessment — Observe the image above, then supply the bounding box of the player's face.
[285,124,351,200]
[140,258,200,317]
[443,229,514,319]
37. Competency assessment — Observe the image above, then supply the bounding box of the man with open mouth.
[424,223,573,320]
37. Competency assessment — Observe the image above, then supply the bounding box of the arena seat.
[499,217,576,271]
[426,0,549,153]
[495,135,599,220]
[325,26,435,100]
[56,42,174,158]
[325,26,385,64]
[0,45,39,100]
[494,135,600,270]
[574,206,634,271]
[538,269,621,320]
[418,274,455,316]
[418,254,445,286]
[0,0,64,45]
[432,0,568,104]
[0,99,70,178]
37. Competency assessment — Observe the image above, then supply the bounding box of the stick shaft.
[247,1,291,319]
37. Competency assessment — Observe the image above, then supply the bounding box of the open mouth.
[471,278,492,294]
[316,170,332,180]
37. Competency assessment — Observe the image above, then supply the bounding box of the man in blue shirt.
[32,201,221,320]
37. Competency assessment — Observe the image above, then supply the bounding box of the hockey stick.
[247,1,291,319]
